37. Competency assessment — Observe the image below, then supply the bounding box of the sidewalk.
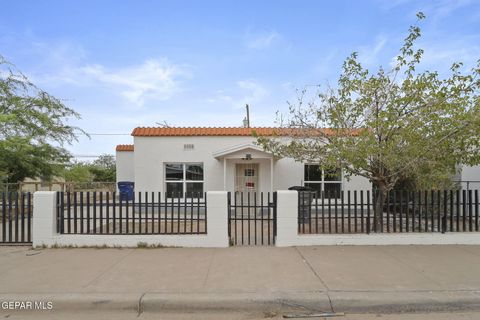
[1,245,480,315]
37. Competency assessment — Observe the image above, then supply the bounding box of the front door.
[235,163,259,195]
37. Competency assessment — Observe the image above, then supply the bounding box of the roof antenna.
[155,121,171,128]
[243,104,250,128]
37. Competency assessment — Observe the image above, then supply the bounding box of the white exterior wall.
[274,157,304,189]
[132,136,371,193]
[134,136,251,193]
[116,151,135,183]
[460,165,480,190]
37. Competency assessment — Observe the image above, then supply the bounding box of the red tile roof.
[131,127,359,137]
[116,144,134,151]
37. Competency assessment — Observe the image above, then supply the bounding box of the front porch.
[213,143,276,193]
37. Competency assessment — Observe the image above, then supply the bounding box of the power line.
[72,155,113,158]
[86,133,130,136]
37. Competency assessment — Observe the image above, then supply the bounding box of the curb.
[330,290,480,313]
[2,291,480,314]
[141,292,332,314]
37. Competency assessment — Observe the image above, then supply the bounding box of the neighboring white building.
[116,144,135,183]
[457,165,480,191]
[115,127,371,197]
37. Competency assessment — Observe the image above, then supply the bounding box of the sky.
[1,0,480,159]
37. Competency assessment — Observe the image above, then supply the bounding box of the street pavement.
[1,245,480,318]
[2,310,480,319]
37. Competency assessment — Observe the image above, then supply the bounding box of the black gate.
[1,192,33,245]
[227,192,277,246]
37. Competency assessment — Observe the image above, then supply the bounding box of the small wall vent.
[184,144,194,151]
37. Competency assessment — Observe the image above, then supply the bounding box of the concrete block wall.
[275,190,480,246]
[32,191,229,248]
[33,190,480,248]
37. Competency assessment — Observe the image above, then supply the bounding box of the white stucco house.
[116,126,480,197]
[115,127,371,197]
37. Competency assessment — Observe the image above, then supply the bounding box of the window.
[165,163,204,198]
[304,164,342,198]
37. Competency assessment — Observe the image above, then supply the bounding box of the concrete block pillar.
[275,190,298,247]
[205,191,229,247]
[33,191,57,247]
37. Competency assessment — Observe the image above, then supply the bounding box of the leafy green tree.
[257,13,480,231]
[60,155,115,190]
[0,136,69,183]
[0,55,85,183]
[62,162,93,184]
[89,154,116,182]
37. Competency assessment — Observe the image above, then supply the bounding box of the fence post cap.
[33,191,57,195]
[206,191,228,195]
[276,190,298,194]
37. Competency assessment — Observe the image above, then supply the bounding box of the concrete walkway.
[1,245,480,315]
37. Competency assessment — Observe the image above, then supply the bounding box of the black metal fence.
[56,192,207,235]
[298,190,480,234]
[0,192,32,244]
[228,192,277,246]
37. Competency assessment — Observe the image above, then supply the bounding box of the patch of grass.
[137,242,148,248]
[46,244,121,249]
[47,244,79,249]
[149,243,166,248]
[77,244,120,249]
[34,242,170,249]
[137,242,167,249]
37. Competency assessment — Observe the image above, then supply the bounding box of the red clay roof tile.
[131,127,359,137]
[116,144,134,151]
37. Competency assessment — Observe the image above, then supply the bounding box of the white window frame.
[303,164,343,199]
[165,162,204,199]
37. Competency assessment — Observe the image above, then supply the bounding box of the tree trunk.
[373,184,388,233]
